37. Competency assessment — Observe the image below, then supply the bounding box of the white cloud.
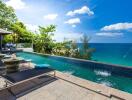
[72,24,76,28]
[43,14,58,20]
[66,6,94,16]
[53,32,83,42]
[101,23,132,31]
[96,32,123,37]
[65,18,80,25]
[6,0,26,10]
[25,24,39,33]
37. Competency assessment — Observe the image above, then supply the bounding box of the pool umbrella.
[0,28,12,51]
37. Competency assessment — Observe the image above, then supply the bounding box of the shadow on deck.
[0,75,58,100]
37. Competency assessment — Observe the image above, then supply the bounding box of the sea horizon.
[78,43,132,67]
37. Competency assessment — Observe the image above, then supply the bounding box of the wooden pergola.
[0,29,12,51]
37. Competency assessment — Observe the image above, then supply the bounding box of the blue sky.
[4,0,132,43]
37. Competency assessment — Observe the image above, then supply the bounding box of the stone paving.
[18,77,109,100]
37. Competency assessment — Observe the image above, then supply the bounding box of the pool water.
[17,52,132,93]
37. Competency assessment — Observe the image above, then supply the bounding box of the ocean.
[89,43,132,67]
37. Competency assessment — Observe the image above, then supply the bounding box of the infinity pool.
[17,52,132,93]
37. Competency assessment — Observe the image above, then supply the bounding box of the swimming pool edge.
[23,51,132,69]
[56,71,132,100]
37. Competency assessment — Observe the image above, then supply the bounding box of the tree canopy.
[0,0,17,29]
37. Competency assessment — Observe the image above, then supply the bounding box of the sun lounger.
[1,67,56,88]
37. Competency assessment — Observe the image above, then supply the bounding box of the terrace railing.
[16,43,33,52]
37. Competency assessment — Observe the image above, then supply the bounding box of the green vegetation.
[0,0,95,60]
[0,0,17,29]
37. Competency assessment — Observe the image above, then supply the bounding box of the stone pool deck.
[0,70,131,100]
[56,71,132,100]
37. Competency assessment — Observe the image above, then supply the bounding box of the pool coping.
[24,51,132,69]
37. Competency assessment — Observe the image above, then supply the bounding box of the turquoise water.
[17,52,132,93]
[90,43,132,67]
